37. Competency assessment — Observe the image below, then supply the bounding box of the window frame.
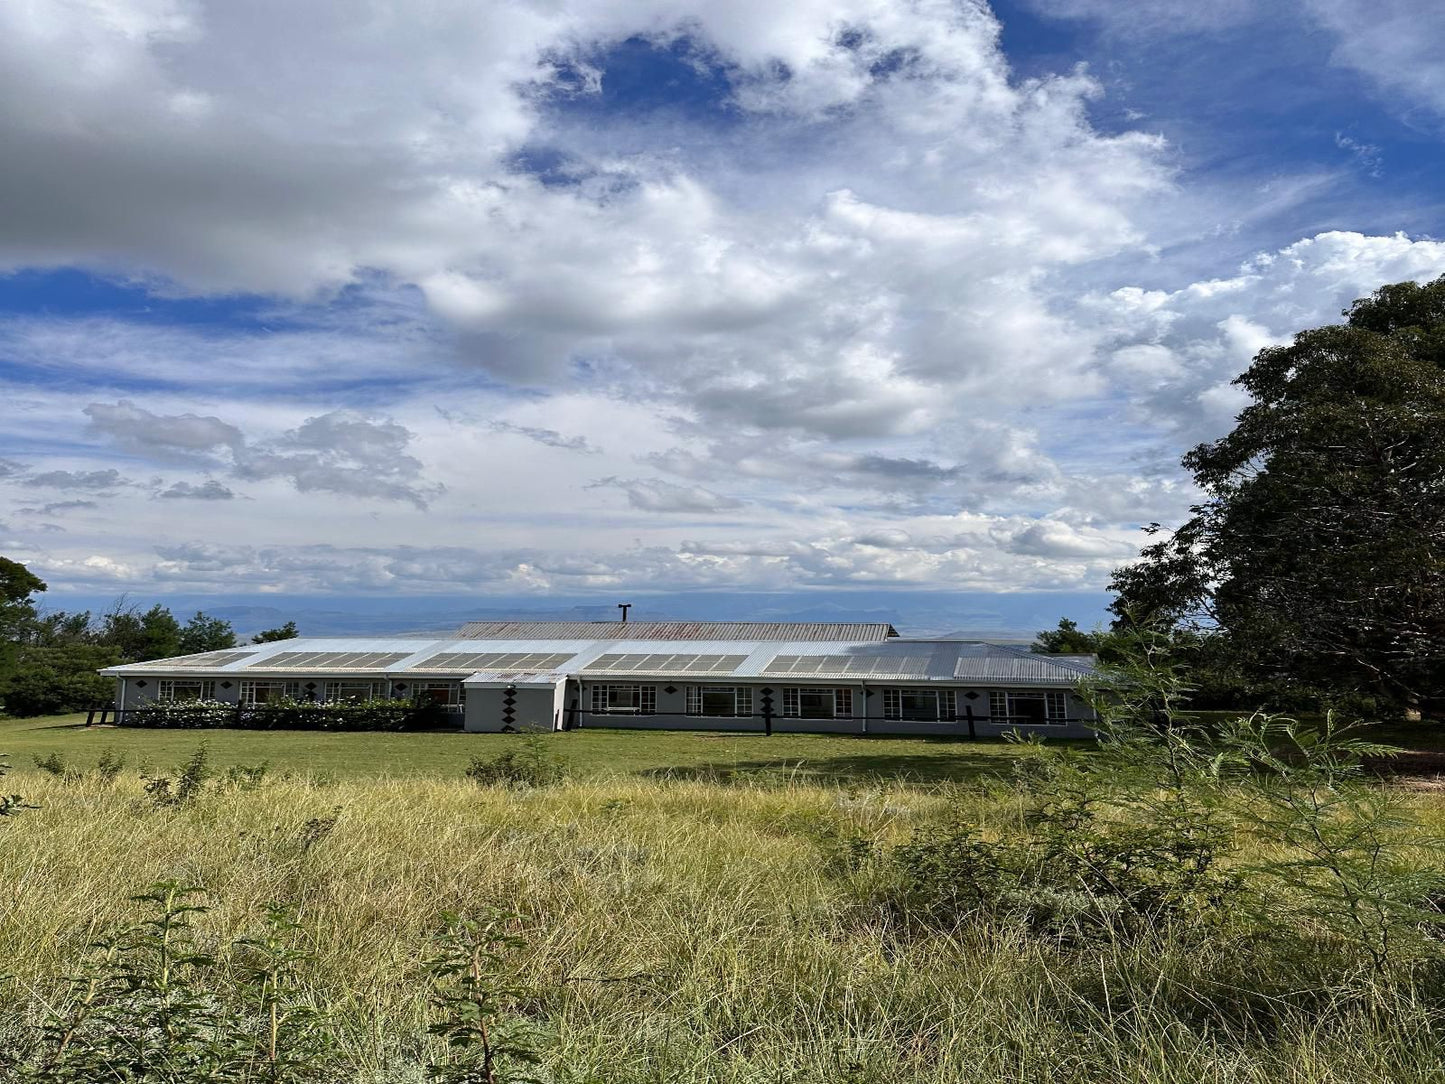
[589,684,657,715]
[780,687,853,719]
[989,690,1068,725]
[686,685,753,717]
[415,682,461,707]
[239,680,294,705]
[156,679,215,702]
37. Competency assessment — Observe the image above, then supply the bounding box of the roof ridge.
[995,642,1098,675]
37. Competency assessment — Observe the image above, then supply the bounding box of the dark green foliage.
[99,602,184,663]
[229,903,331,1082]
[0,753,34,818]
[1,644,119,716]
[0,556,46,689]
[465,732,567,788]
[33,751,68,777]
[27,886,335,1083]
[425,909,541,1084]
[30,883,238,1082]
[95,747,125,784]
[1030,618,1110,657]
[251,621,300,644]
[1111,274,1445,716]
[224,761,270,790]
[179,612,237,655]
[143,745,212,808]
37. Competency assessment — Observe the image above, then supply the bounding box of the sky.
[2,0,1444,635]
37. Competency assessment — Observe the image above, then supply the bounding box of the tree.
[98,602,182,662]
[1112,275,1445,716]
[0,556,47,692]
[1030,618,1107,655]
[252,621,299,644]
[2,644,120,716]
[178,611,236,654]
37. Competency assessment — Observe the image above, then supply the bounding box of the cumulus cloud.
[0,0,1172,444]
[158,479,235,500]
[3,3,1443,600]
[80,399,441,508]
[85,400,243,464]
[1077,231,1445,442]
[235,411,443,509]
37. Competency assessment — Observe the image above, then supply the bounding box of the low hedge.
[117,697,459,731]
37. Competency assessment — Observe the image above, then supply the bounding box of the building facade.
[100,620,1098,737]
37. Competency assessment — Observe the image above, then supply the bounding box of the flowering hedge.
[118,698,458,731]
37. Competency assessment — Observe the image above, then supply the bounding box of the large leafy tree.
[1111,276,1445,714]
[251,620,299,643]
[0,556,47,688]
[178,611,236,654]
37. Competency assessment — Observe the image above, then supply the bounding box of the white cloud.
[158,479,235,500]
[24,469,130,491]
[1,3,1442,602]
[588,477,743,514]
[85,399,243,464]
[1303,1,1445,117]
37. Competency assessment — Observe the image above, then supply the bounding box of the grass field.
[4,715,1445,1081]
[0,711,1047,784]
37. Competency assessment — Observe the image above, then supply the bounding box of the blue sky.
[1,0,1443,635]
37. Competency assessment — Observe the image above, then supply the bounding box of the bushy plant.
[28,886,334,1083]
[465,732,567,789]
[126,698,235,729]
[1218,712,1445,976]
[123,696,457,732]
[143,745,212,808]
[30,882,238,1082]
[0,753,33,818]
[425,908,541,1084]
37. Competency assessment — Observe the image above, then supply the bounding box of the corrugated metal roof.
[454,620,897,641]
[102,634,1096,686]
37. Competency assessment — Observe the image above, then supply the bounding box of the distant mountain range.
[40,589,1111,642]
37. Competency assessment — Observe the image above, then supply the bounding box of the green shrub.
[142,745,212,808]
[464,732,567,789]
[0,754,32,818]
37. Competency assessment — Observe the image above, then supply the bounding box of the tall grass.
[3,763,1444,1082]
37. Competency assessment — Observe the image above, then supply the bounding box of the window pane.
[899,690,940,721]
[797,689,834,718]
[607,686,640,710]
[700,688,738,716]
[1008,694,1048,722]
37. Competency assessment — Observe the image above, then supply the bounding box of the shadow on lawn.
[638,751,1027,787]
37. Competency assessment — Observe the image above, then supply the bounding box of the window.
[589,684,656,714]
[415,682,461,707]
[686,686,753,717]
[239,681,294,705]
[781,687,853,718]
[324,681,380,703]
[989,690,1068,724]
[157,679,214,702]
[881,688,957,722]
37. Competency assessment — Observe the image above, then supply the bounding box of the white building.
[100,620,1099,737]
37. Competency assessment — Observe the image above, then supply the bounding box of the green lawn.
[0,712,1046,784]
